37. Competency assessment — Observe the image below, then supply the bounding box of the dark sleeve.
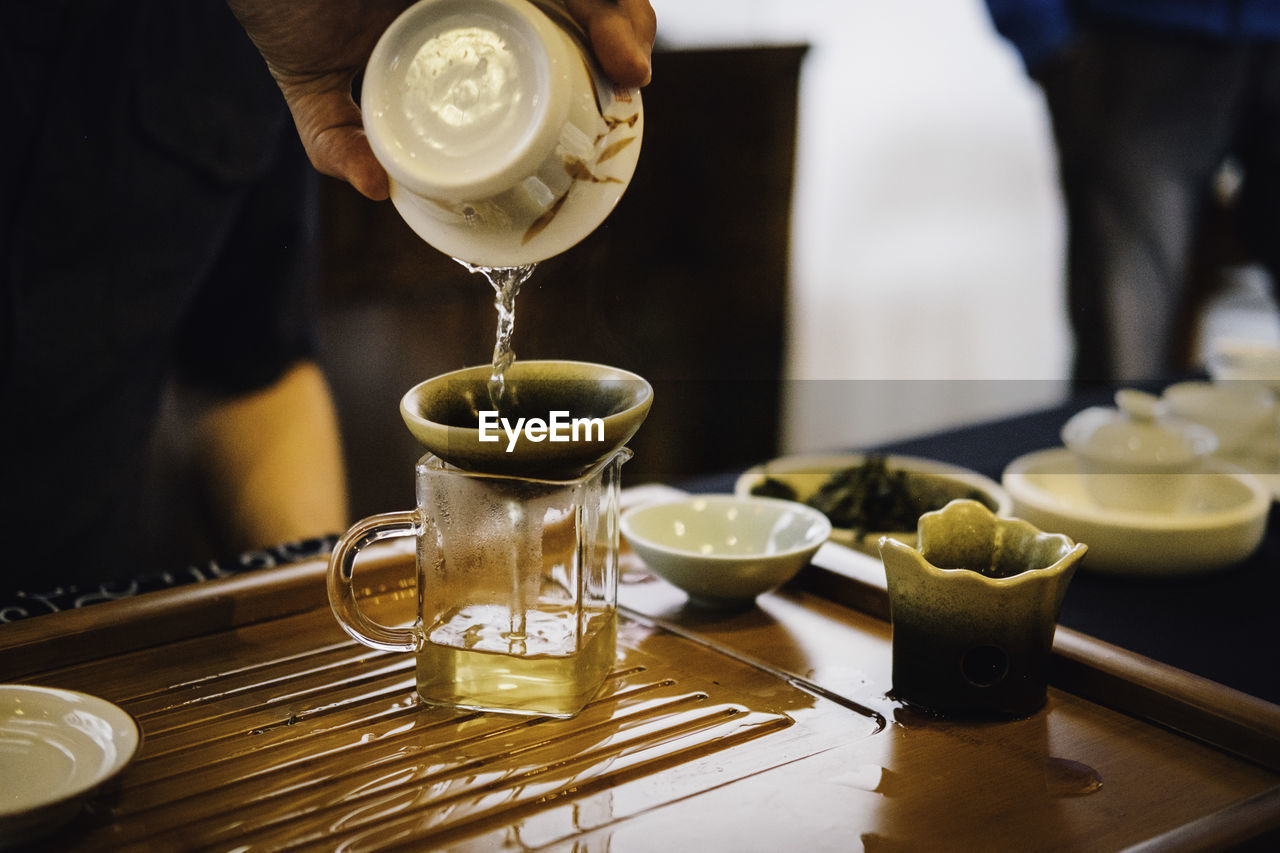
[172,130,320,396]
[982,0,1076,72]
[110,0,322,397]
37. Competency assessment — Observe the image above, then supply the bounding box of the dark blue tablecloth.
[691,394,1280,706]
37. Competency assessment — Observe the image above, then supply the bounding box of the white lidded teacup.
[362,0,643,266]
[1061,389,1218,513]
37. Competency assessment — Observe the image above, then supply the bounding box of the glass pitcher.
[328,448,630,718]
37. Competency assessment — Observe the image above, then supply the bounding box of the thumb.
[311,125,391,202]
[285,84,391,201]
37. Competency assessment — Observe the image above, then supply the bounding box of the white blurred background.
[650,0,1279,453]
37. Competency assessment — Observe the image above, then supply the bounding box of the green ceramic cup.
[879,499,1087,717]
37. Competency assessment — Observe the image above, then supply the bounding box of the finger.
[619,0,657,50]
[563,0,655,87]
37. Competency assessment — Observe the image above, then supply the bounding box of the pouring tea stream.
[327,0,648,719]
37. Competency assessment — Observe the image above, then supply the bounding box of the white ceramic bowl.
[621,495,832,608]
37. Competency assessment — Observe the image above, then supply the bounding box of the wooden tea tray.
[1,540,1277,850]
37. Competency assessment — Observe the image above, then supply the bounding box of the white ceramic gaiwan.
[1061,389,1217,512]
[362,0,643,266]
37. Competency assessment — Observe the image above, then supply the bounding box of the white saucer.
[1002,448,1270,577]
[0,685,140,846]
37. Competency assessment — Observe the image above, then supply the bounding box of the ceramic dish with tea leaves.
[734,453,1013,555]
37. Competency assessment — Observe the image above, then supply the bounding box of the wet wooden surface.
[2,541,1278,850]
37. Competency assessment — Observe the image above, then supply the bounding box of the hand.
[228,0,657,202]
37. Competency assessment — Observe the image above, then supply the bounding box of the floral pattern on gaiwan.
[522,115,639,245]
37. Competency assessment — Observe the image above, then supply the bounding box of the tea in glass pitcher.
[328,448,630,718]
[413,450,626,716]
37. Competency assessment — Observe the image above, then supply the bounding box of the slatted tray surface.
[3,542,1279,850]
[14,581,880,851]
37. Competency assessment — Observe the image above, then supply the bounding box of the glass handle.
[326,510,420,652]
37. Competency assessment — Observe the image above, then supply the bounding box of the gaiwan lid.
[1061,389,1218,467]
